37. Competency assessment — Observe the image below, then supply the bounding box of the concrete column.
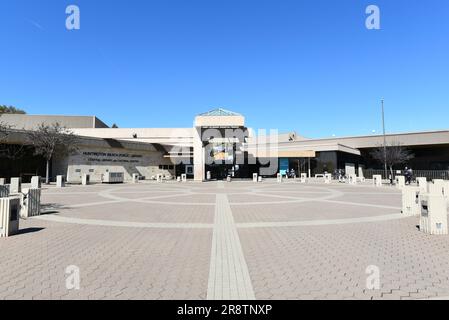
[193,127,205,182]
[308,158,311,178]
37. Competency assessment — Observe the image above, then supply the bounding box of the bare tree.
[27,123,79,184]
[371,141,414,181]
[0,119,11,142]
[0,120,24,159]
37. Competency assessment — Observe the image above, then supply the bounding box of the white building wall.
[52,147,174,183]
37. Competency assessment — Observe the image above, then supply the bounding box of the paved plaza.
[1,180,449,300]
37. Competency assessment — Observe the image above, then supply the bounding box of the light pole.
[381,99,388,181]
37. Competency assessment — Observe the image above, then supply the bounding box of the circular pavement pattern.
[37,180,404,228]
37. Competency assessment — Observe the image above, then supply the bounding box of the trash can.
[420,194,448,235]
[401,186,421,216]
[348,174,357,185]
[417,177,428,193]
[31,176,41,189]
[10,177,21,194]
[19,188,41,219]
[277,173,282,183]
[373,175,382,187]
[300,173,307,184]
[0,185,10,198]
[395,176,405,188]
[0,197,20,237]
[429,180,445,196]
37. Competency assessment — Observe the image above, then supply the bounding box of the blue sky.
[1,0,448,138]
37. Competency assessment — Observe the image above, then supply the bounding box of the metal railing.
[364,169,449,181]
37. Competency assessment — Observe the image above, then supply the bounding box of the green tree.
[0,105,26,114]
[27,123,79,184]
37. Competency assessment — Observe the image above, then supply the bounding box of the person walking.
[407,167,413,184]
[404,167,409,185]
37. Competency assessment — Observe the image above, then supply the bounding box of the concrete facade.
[1,109,449,182]
[0,114,109,130]
[52,138,175,183]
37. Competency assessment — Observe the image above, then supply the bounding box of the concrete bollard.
[420,194,448,235]
[300,173,307,184]
[253,173,258,183]
[0,178,5,185]
[401,186,421,216]
[56,175,65,188]
[31,176,41,189]
[373,175,382,187]
[132,174,140,184]
[156,174,163,183]
[258,176,263,183]
[324,174,332,184]
[0,197,20,237]
[181,174,187,183]
[277,173,282,183]
[10,178,21,194]
[416,177,428,193]
[395,176,405,189]
[226,176,232,182]
[206,171,211,181]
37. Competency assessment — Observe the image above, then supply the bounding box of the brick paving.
[1,180,448,300]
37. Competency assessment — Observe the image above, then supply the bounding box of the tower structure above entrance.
[194,108,245,128]
[193,108,247,181]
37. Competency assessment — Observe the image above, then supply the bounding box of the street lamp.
[381,99,388,181]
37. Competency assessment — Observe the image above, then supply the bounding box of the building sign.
[280,158,289,175]
[82,151,143,164]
